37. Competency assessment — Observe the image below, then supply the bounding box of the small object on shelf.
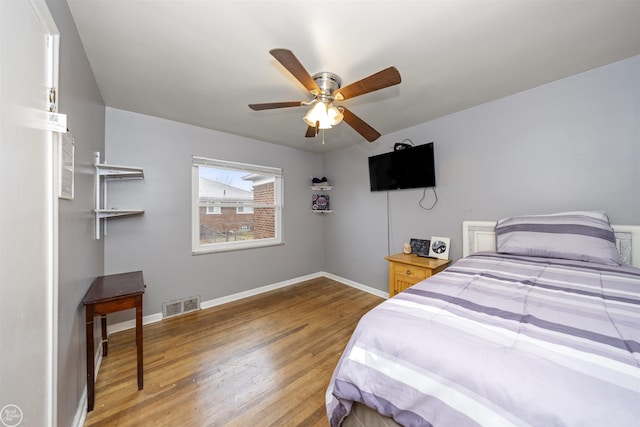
[410,238,431,257]
[311,176,330,186]
[428,236,451,260]
[311,193,330,211]
[403,242,411,254]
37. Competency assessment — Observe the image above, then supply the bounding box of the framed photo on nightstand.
[429,236,450,260]
[410,238,431,257]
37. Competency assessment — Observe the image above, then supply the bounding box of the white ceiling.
[66,0,640,154]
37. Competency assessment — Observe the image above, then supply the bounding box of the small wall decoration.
[311,194,330,210]
[429,236,450,260]
[59,131,74,199]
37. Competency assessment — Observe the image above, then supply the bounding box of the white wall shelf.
[96,209,145,218]
[95,152,144,239]
[310,185,333,191]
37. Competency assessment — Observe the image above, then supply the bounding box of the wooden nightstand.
[385,253,451,296]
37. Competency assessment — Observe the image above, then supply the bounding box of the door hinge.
[45,86,66,132]
[48,87,57,112]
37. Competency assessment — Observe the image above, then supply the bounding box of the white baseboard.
[322,272,389,299]
[106,271,383,335]
[76,271,385,424]
[72,387,87,427]
[199,271,326,310]
[72,337,103,427]
[107,312,162,335]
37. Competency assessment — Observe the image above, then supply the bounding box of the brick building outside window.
[192,156,282,254]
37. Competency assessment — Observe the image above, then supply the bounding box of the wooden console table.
[83,271,145,412]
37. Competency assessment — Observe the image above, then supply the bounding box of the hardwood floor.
[83,277,383,427]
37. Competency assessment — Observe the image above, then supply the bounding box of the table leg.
[85,306,95,412]
[136,295,144,390]
[101,315,108,357]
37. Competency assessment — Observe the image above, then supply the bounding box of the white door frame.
[33,1,60,425]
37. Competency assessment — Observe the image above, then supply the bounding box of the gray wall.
[323,55,640,293]
[103,108,324,319]
[103,55,640,312]
[46,0,106,426]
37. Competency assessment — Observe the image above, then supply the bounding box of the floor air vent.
[162,296,201,319]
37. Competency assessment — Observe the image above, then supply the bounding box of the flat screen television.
[368,142,435,191]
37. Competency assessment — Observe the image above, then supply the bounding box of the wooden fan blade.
[341,108,381,142]
[305,126,318,138]
[270,49,320,93]
[249,101,303,111]
[335,66,401,100]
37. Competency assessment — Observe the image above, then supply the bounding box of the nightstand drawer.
[394,264,427,280]
[385,253,451,297]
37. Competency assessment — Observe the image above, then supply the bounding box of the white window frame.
[206,206,221,215]
[236,205,254,214]
[192,156,283,254]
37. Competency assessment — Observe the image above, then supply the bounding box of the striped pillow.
[495,211,621,266]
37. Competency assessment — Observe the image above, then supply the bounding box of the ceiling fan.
[249,49,401,142]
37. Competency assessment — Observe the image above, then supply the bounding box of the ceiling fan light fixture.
[303,101,343,129]
[303,101,325,127]
[304,101,329,128]
[250,49,401,142]
[327,105,343,126]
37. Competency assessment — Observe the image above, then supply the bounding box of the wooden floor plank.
[83,277,382,426]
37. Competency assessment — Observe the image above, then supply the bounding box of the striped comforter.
[326,253,640,426]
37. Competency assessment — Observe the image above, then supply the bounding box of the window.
[192,156,283,254]
[236,206,254,214]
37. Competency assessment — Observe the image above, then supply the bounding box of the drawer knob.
[406,269,411,275]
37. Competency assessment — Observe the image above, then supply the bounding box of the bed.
[326,212,640,427]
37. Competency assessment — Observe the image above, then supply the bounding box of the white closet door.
[0,1,59,426]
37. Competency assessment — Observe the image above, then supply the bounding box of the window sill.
[192,240,284,255]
